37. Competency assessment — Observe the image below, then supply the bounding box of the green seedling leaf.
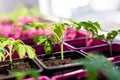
[16,44,26,59]
[93,30,119,56]
[88,21,101,30]
[35,35,48,45]
[78,21,101,47]
[44,40,52,54]
[118,29,120,33]
[25,45,36,59]
[29,22,47,30]
[14,40,24,48]
[0,37,6,43]
[0,47,5,61]
[34,35,53,54]
[0,47,5,55]
[63,23,70,26]
[93,34,105,40]
[53,24,65,39]
[80,21,98,35]
[54,25,62,38]
[94,30,118,56]
[50,35,58,44]
[103,67,120,80]
[106,30,118,41]
[71,22,81,30]
[80,58,98,80]
[33,36,39,44]
[14,71,25,80]
[1,40,9,47]
[80,54,120,80]
[28,69,39,80]
[0,52,4,59]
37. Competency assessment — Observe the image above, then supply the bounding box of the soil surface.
[41,56,81,76]
[12,62,31,71]
[0,61,32,78]
[42,56,73,67]
[40,51,85,76]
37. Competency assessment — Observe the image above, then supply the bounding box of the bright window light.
[90,0,120,11]
[51,0,90,18]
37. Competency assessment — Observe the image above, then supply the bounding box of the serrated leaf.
[63,23,70,26]
[1,40,9,47]
[93,22,101,30]
[71,22,81,30]
[44,40,52,54]
[53,24,65,39]
[35,35,47,45]
[88,21,101,30]
[106,30,118,41]
[80,21,99,35]
[14,40,23,49]
[111,30,118,36]
[33,36,39,45]
[16,44,26,59]
[25,45,36,59]
[50,35,58,44]
[61,24,66,30]
[93,34,105,40]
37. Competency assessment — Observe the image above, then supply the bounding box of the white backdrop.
[0,0,38,12]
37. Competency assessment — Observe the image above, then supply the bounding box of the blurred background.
[0,0,120,32]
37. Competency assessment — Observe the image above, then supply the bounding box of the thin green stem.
[109,42,112,56]
[54,30,64,60]
[9,54,13,68]
[61,41,64,60]
[5,50,10,58]
[9,45,13,69]
[86,31,89,47]
[61,34,64,60]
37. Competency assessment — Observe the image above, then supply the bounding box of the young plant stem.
[109,42,113,56]
[86,31,90,47]
[54,31,64,60]
[61,39,64,60]
[60,36,64,60]
[9,45,13,69]
[9,54,13,69]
